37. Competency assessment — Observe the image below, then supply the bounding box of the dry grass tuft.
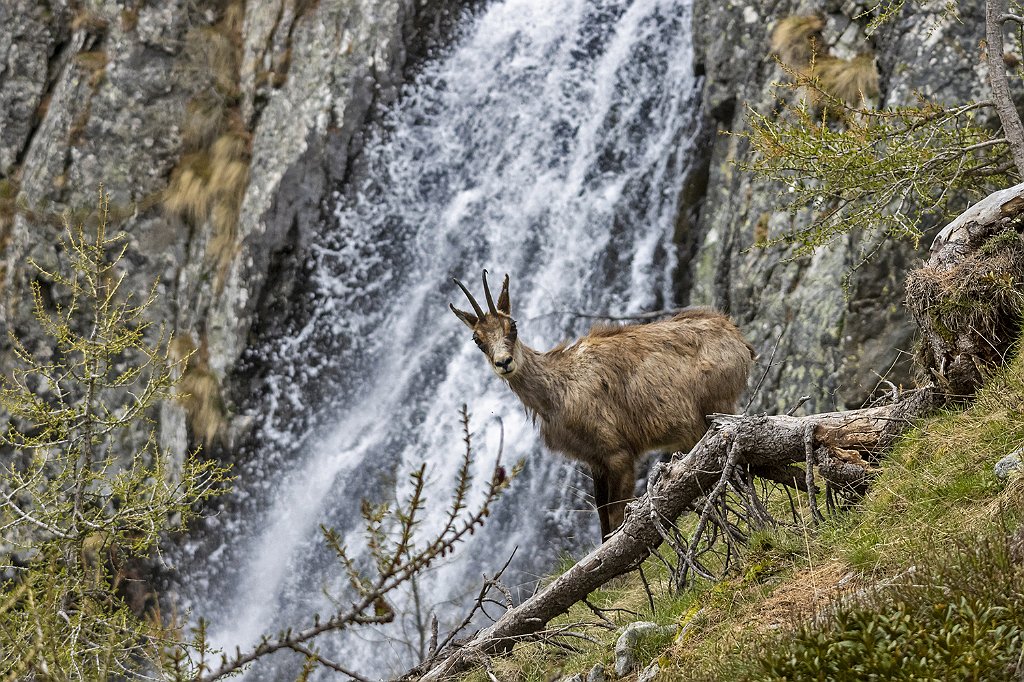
[164,132,250,285]
[0,177,17,211]
[771,15,825,68]
[164,152,214,223]
[171,335,227,447]
[906,232,1024,392]
[69,105,93,146]
[769,16,879,116]
[181,95,226,150]
[74,50,109,88]
[205,130,249,287]
[0,178,19,288]
[71,9,109,33]
[734,561,855,632]
[74,50,108,72]
[812,54,879,106]
[209,201,242,283]
[221,1,246,40]
[120,6,140,32]
[166,0,249,289]
[187,27,240,99]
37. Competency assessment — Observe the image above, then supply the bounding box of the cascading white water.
[197,0,699,676]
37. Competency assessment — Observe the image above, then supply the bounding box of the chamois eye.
[472,334,484,348]
[508,321,518,341]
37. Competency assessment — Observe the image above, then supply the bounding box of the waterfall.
[191,0,699,676]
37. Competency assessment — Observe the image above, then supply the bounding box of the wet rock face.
[0,0,994,457]
[0,0,469,464]
[687,0,989,413]
[1,0,200,463]
[0,1,66,178]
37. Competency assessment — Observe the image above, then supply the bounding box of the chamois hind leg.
[605,454,636,537]
[592,467,611,542]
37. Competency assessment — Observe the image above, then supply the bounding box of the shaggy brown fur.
[452,272,755,541]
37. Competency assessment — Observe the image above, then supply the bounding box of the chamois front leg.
[592,456,635,541]
[604,454,636,538]
[591,467,611,542]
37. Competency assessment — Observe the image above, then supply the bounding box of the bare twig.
[427,615,438,660]
[637,564,656,616]
[581,599,642,626]
[444,550,516,647]
[744,327,785,414]
[0,488,72,539]
[738,467,776,527]
[400,550,519,681]
[787,395,811,416]
[678,440,743,588]
[286,643,372,682]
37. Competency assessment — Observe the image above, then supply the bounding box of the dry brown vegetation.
[71,8,110,33]
[908,228,1024,397]
[0,177,19,294]
[771,14,879,109]
[770,15,825,67]
[74,50,109,87]
[187,26,241,99]
[164,0,250,290]
[813,54,879,106]
[170,334,228,446]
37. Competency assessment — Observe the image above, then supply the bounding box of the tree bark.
[987,0,1024,175]
[414,401,922,680]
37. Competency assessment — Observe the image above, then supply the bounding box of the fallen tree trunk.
[415,394,929,680]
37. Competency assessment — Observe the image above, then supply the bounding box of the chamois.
[450,271,755,541]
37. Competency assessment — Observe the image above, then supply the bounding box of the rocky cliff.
[0,0,992,482]
[0,0,472,464]
[686,0,991,413]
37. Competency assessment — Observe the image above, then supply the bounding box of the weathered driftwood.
[415,398,921,680]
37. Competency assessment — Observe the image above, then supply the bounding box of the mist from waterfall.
[193,0,699,676]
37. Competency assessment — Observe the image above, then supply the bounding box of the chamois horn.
[497,273,510,314]
[453,277,485,319]
[482,269,498,314]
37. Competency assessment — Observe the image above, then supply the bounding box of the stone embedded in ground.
[995,450,1023,480]
[614,621,677,677]
[638,662,660,682]
[585,663,607,682]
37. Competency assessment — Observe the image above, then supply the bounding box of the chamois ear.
[497,273,511,315]
[450,303,478,329]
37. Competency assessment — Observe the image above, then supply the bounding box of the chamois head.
[450,271,520,378]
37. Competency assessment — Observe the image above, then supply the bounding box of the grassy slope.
[468,349,1024,681]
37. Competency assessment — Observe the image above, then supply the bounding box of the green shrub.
[0,190,229,680]
[756,535,1024,681]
